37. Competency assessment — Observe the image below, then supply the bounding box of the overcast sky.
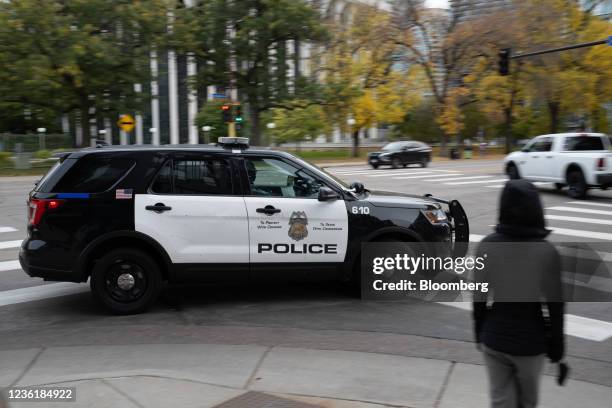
[425,0,450,8]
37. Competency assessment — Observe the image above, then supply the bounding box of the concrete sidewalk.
[1,344,610,408]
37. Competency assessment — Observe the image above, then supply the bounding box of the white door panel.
[135,194,249,263]
[245,197,348,263]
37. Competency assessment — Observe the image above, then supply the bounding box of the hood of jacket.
[495,179,550,238]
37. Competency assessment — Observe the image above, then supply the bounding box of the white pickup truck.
[504,133,612,198]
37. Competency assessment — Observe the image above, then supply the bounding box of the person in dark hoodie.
[473,179,565,408]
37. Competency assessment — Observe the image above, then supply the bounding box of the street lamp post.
[36,127,46,151]
[266,122,276,146]
[201,125,212,144]
[347,117,357,157]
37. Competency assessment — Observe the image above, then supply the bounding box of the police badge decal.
[288,211,309,241]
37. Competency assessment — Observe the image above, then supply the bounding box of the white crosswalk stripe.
[438,302,612,342]
[547,206,612,216]
[445,178,508,185]
[392,173,457,180]
[0,226,18,233]
[485,185,505,188]
[0,240,22,249]
[0,260,21,272]
[567,201,612,208]
[546,214,612,226]
[0,283,88,307]
[426,175,492,182]
[547,226,612,241]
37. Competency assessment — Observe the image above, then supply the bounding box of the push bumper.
[423,195,470,255]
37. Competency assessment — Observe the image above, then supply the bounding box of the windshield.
[382,142,405,151]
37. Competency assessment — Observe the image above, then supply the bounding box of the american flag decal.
[115,188,133,200]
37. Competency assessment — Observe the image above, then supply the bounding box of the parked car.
[504,133,612,198]
[367,141,432,169]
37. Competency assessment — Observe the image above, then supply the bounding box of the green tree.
[177,0,327,146]
[267,101,330,146]
[0,0,170,144]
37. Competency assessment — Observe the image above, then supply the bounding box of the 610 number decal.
[351,206,370,215]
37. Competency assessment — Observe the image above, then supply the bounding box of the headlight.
[421,208,448,224]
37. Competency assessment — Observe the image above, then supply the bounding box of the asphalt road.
[0,159,611,387]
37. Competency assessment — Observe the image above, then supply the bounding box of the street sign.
[117,114,135,133]
[212,93,228,99]
[608,35,612,46]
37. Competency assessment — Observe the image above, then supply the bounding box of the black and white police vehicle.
[20,137,469,314]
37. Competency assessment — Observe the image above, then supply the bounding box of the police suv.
[20,137,469,314]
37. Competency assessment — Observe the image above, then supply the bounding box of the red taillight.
[596,157,606,171]
[27,199,65,226]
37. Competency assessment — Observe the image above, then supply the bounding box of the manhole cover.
[213,391,320,408]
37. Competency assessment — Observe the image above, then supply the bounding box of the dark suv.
[20,138,468,314]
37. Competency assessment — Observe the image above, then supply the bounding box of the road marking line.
[393,173,464,180]
[469,234,485,242]
[546,214,612,226]
[0,283,88,307]
[485,185,505,188]
[366,171,437,178]
[0,260,21,272]
[567,201,612,208]
[487,223,612,241]
[0,227,18,234]
[547,206,612,216]
[445,178,508,185]
[437,302,612,341]
[0,240,22,250]
[426,175,493,182]
[548,227,612,241]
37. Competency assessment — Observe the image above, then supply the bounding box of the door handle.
[532,155,539,158]
[145,203,172,213]
[546,156,553,159]
[256,205,281,216]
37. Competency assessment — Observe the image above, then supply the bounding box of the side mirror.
[318,186,339,202]
[349,182,365,194]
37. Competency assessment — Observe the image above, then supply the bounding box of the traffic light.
[221,104,231,123]
[234,105,243,123]
[498,48,511,76]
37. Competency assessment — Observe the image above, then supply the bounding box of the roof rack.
[217,137,250,150]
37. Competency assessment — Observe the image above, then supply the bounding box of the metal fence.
[0,133,73,153]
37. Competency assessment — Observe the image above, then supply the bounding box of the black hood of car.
[365,190,439,209]
[495,180,550,238]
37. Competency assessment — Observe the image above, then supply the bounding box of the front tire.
[506,163,520,180]
[371,164,379,169]
[421,158,429,168]
[90,248,162,314]
[567,170,587,199]
[391,157,401,169]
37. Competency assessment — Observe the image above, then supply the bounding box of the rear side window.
[51,157,135,193]
[564,136,605,151]
[151,158,233,195]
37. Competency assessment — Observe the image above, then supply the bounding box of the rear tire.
[567,170,587,199]
[506,163,520,180]
[371,164,379,169]
[90,248,162,315]
[421,158,429,168]
[554,183,564,191]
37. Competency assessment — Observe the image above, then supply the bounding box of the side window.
[533,137,552,152]
[245,158,325,199]
[151,158,233,195]
[564,136,604,151]
[52,157,135,193]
